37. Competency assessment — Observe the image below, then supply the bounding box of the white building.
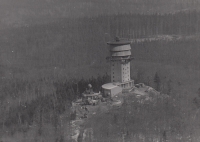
[102,83,122,98]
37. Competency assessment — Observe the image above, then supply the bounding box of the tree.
[197,87,200,97]
[154,72,161,91]
[136,68,145,84]
[167,79,172,95]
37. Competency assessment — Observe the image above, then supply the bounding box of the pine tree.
[167,79,172,95]
[154,72,161,91]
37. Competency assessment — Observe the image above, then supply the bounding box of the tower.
[102,37,134,97]
[107,37,134,89]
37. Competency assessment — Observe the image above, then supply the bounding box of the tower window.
[113,76,114,78]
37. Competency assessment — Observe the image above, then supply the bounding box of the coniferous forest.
[1,10,200,71]
[1,10,200,141]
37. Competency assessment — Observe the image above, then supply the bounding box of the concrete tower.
[102,37,134,97]
[107,37,134,89]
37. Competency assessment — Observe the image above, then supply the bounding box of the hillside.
[1,11,200,80]
[0,0,200,28]
[1,61,200,141]
[1,11,200,141]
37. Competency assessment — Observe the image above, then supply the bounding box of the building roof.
[102,83,119,90]
[107,41,131,45]
[111,51,131,56]
[112,82,122,86]
[110,44,131,52]
[82,92,100,97]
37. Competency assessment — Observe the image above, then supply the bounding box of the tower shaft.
[102,38,134,97]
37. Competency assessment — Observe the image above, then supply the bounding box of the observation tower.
[107,37,134,88]
[102,37,134,97]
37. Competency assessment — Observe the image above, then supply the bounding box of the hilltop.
[70,83,194,142]
[1,11,200,141]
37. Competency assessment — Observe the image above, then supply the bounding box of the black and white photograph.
[0,0,200,141]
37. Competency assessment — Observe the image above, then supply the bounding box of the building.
[102,37,134,97]
[102,83,122,98]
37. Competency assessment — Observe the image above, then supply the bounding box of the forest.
[1,10,200,72]
[0,74,110,141]
[1,10,200,141]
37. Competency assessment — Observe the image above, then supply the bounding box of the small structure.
[102,83,122,98]
[82,92,101,101]
[82,84,102,105]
